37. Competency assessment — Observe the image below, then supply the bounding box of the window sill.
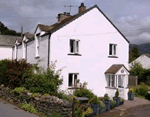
[68,87,81,89]
[105,87,117,89]
[108,55,118,58]
[35,56,40,58]
[68,53,82,56]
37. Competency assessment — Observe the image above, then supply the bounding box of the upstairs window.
[70,39,79,53]
[68,73,78,87]
[109,44,117,56]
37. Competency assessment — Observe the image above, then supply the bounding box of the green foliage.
[13,87,28,94]
[89,96,99,104]
[104,94,110,101]
[83,107,93,116]
[41,94,50,98]
[99,100,105,109]
[74,88,95,104]
[111,100,116,107]
[135,84,148,97]
[0,59,11,86]
[129,88,134,93]
[6,59,33,88]
[115,89,119,97]
[31,93,40,98]
[129,45,140,62]
[20,103,37,114]
[48,113,62,117]
[24,61,63,95]
[120,98,124,103]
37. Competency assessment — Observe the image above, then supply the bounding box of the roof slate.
[0,35,22,46]
[105,64,127,74]
[24,32,34,40]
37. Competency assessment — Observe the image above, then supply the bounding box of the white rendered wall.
[0,46,12,60]
[50,7,129,97]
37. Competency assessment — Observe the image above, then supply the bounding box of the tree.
[129,45,140,62]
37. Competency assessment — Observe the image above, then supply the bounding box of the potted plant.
[99,100,105,113]
[104,94,110,111]
[120,98,124,105]
[128,88,134,100]
[90,96,101,116]
[113,89,120,107]
[110,100,116,109]
[83,107,94,117]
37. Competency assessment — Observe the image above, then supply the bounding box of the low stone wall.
[0,87,72,117]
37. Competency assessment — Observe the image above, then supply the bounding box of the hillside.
[129,43,150,55]
[0,21,21,36]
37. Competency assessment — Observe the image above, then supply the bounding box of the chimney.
[78,3,86,13]
[57,12,71,22]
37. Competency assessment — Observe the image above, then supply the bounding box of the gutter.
[47,34,51,67]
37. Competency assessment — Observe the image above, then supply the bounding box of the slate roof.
[105,64,128,74]
[24,32,34,40]
[0,35,22,46]
[38,5,129,43]
[143,53,150,58]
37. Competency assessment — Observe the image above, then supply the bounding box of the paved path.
[0,99,38,117]
[96,97,150,117]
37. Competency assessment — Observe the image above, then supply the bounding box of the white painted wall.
[129,55,150,69]
[0,46,12,60]
[50,7,129,98]
[17,45,22,60]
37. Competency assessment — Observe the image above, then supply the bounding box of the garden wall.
[0,86,72,117]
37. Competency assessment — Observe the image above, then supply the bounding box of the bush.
[20,103,37,114]
[0,59,11,86]
[13,87,29,94]
[115,89,119,97]
[104,94,110,101]
[111,100,116,107]
[90,96,99,104]
[74,88,95,104]
[135,84,148,97]
[99,101,105,109]
[24,61,63,95]
[129,88,134,93]
[6,59,33,88]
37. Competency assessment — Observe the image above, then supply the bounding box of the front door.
[118,75,125,98]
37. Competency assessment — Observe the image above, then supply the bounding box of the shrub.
[104,94,110,101]
[99,101,105,109]
[31,93,41,98]
[20,103,37,114]
[115,89,119,97]
[74,88,95,103]
[13,87,29,94]
[120,98,124,103]
[111,100,116,107]
[0,59,11,86]
[135,84,148,97]
[24,61,63,95]
[83,107,93,116]
[6,59,33,88]
[41,94,50,98]
[90,96,99,104]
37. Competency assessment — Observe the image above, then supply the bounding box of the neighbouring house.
[129,53,150,69]
[0,35,21,60]
[13,3,130,100]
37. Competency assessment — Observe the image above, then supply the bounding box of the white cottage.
[0,35,21,60]
[13,3,130,100]
[129,53,150,69]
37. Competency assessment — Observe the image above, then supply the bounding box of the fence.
[129,76,138,86]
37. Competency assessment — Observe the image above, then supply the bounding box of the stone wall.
[0,87,72,117]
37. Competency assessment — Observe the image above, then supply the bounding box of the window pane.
[118,75,124,88]
[76,41,79,53]
[108,75,110,86]
[109,44,112,55]
[74,74,77,86]
[70,40,74,53]
[114,45,116,55]
[112,75,115,87]
[68,74,73,86]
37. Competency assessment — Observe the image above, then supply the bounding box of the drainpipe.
[47,34,51,67]
[26,42,27,61]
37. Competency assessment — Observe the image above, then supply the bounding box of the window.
[70,39,79,53]
[109,44,117,56]
[35,36,40,57]
[106,74,115,87]
[68,73,78,87]
[118,75,124,88]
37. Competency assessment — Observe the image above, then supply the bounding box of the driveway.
[0,99,38,117]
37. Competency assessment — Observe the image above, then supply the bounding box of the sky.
[1,0,150,45]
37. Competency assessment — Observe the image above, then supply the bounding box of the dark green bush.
[135,84,148,97]
[24,62,63,95]
[73,88,95,103]
[0,59,11,86]
[6,59,33,88]
[104,94,110,101]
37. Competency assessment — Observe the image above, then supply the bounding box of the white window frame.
[109,44,117,56]
[68,73,79,87]
[70,39,80,54]
[118,75,125,88]
[106,74,115,87]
